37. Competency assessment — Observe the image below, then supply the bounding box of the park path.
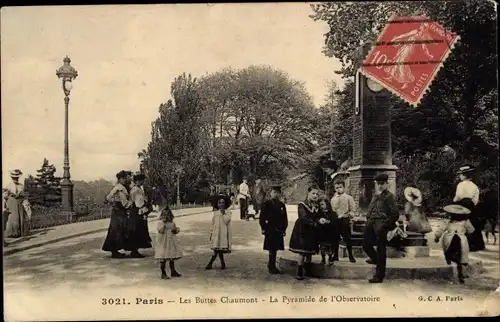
[4,206,499,320]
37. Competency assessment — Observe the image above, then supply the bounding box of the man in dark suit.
[362,174,400,283]
[259,186,288,274]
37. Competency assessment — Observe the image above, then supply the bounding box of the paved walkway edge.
[3,208,211,256]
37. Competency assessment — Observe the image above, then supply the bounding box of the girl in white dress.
[434,204,475,284]
[155,207,183,279]
[205,195,232,270]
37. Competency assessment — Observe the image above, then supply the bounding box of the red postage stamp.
[360,14,460,106]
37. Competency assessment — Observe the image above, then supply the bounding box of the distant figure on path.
[238,178,250,220]
[102,170,132,258]
[126,172,153,258]
[259,186,288,274]
[3,169,29,238]
[453,165,484,252]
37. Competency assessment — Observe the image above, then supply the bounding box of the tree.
[140,73,209,203]
[25,158,62,205]
[310,1,498,208]
[198,65,320,184]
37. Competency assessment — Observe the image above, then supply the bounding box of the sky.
[1,3,344,184]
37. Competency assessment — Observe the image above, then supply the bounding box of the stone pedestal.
[61,179,74,212]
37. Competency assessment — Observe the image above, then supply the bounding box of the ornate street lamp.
[56,56,78,212]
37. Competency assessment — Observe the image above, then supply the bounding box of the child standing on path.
[155,207,183,279]
[330,180,356,263]
[259,186,288,274]
[206,195,233,270]
[434,204,475,284]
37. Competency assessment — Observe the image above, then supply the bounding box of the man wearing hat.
[453,165,484,252]
[259,186,288,274]
[3,169,29,239]
[362,173,400,283]
[125,172,153,258]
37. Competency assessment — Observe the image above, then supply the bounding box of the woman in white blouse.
[453,165,485,252]
[3,169,29,238]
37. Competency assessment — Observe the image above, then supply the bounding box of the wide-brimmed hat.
[133,172,146,181]
[404,187,422,206]
[443,204,471,215]
[457,165,475,174]
[10,169,23,178]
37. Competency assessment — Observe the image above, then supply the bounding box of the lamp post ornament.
[56,56,78,213]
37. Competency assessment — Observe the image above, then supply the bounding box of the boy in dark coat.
[259,186,288,274]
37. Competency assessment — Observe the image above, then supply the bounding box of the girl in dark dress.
[259,186,288,274]
[289,186,326,280]
[317,197,338,266]
[102,171,132,258]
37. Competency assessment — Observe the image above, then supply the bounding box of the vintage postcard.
[2,2,499,320]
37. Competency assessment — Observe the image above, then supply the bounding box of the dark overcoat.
[259,199,288,251]
[289,201,320,254]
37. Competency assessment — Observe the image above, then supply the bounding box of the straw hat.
[404,187,422,206]
[10,169,23,178]
[443,204,471,215]
[457,165,475,174]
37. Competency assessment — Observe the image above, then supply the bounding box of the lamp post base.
[61,179,74,212]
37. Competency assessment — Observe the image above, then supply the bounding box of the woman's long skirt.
[5,197,28,238]
[125,207,152,251]
[102,207,128,252]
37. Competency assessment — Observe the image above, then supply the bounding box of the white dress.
[210,210,232,253]
[155,221,183,260]
[434,219,475,264]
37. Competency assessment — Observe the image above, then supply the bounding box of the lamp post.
[56,56,78,212]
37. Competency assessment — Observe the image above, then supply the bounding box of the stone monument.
[341,41,426,258]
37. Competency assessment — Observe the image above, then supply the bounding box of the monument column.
[347,42,398,214]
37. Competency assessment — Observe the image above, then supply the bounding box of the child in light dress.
[434,204,475,284]
[155,207,183,279]
[205,195,232,270]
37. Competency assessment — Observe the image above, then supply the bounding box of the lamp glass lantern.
[56,56,78,96]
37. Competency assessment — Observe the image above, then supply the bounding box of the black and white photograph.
[2,1,499,320]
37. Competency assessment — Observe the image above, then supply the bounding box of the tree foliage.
[25,158,62,206]
[310,1,498,209]
[140,66,321,202]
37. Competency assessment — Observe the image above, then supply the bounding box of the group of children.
[153,177,480,284]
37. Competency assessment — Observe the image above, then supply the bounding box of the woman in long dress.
[205,194,232,270]
[3,169,29,238]
[102,170,131,258]
[126,172,152,258]
[453,165,484,252]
